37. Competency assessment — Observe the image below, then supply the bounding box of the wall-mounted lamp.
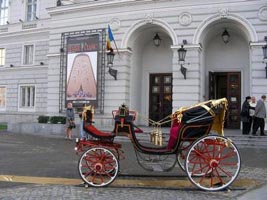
[10,64,14,67]
[262,36,267,78]
[57,0,62,6]
[6,21,9,24]
[40,62,44,65]
[60,48,64,53]
[178,43,187,79]
[19,19,24,23]
[35,16,39,20]
[107,49,115,67]
[107,48,117,80]
[153,33,161,47]
[222,29,230,44]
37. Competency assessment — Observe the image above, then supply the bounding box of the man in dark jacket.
[241,96,252,135]
[252,95,266,136]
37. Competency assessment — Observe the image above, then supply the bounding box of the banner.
[0,86,6,109]
[66,35,99,106]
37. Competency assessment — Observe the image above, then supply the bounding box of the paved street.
[0,131,267,199]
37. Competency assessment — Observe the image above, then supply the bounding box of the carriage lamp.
[107,49,115,67]
[262,36,267,79]
[153,33,161,47]
[222,29,230,44]
[178,45,187,79]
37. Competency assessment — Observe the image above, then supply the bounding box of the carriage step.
[151,164,164,172]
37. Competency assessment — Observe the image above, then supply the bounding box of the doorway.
[149,73,172,127]
[209,72,241,129]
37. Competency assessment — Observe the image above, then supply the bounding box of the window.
[19,85,35,110]
[23,45,34,65]
[0,86,6,110]
[0,0,8,25]
[0,48,5,66]
[26,0,37,21]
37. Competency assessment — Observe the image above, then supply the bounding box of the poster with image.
[66,35,99,105]
[0,86,6,109]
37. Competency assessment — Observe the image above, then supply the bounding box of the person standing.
[241,96,252,135]
[66,102,75,140]
[252,95,266,136]
[249,96,256,133]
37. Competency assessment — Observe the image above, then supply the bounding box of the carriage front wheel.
[185,135,241,191]
[78,147,119,187]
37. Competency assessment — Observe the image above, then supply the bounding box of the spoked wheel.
[78,147,119,187]
[185,135,241,191]
[178,140,212,176]
[177,141,192,171]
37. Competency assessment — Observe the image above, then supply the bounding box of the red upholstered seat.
[167,122,182,150]
[84,124,114,138]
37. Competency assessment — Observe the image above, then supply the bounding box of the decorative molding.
[0,27,8,32]
[22,21,37,29]
[218,8,229,18]
[193,13,258,44]
[171,44,202,51]
[250,41,267,47]
[178,12,192,26]
[145,14,153,24]
[121,18,178,48]
[109,18,121,31]
[258,6,267,21]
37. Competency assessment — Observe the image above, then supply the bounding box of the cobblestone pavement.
[1,132,267,199]
[0,167,266,200]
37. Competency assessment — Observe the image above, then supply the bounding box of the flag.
[106,25,114,51]
[106,25,119,55]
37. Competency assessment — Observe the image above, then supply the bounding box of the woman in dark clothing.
[241,96,252,135]
[66,102,75,140]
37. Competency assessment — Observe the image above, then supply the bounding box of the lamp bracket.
[180,64,187,79]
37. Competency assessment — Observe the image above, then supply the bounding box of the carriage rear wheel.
[177,141,191,171]
[78,147,119,187]
[178,140,212,176]
[185,135,241,191]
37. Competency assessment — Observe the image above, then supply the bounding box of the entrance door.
[209,72,241,129]
[149,73,172,127]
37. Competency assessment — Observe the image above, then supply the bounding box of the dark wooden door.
[227,72,241,129]
[149,73,172,127]
[209,72,241,129]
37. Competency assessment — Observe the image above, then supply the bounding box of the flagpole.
[113,39,120,57]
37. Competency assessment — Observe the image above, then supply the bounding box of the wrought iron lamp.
[178,45,187,79]
[263,36,267,78]
[153,33,161,47]
[107,49,117,80]
[107,49,115,67]
[222,29,230,44]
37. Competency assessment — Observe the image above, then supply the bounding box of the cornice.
[171,44,202,50]
[47,0,151,15]
[48,0,263,17]
[0,65,47,72]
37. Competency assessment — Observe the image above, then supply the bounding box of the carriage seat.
[167,122,182,150]
[83,123,115,140]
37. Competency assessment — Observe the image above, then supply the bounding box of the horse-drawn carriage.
[74,98,241,191]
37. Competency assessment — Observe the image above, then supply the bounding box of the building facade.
[0,0,267,129]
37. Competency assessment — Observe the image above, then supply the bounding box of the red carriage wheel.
[178,140,212,176]
[177,141,192,171]
[78,147,119,187]
[185,135,241,191]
